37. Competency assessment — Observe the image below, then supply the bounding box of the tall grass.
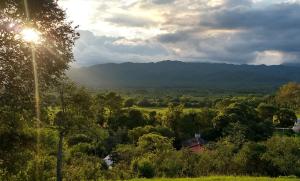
[129,176,299,181]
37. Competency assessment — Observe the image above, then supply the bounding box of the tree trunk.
[57,85,65,181]
[57,131,64,181]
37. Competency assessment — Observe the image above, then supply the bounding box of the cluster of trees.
[1,81,300,180]
[111,136,300,179]
[122,85,300,109]
[124,96,215,108]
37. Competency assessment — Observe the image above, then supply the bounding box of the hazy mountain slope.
[68,61,300,91]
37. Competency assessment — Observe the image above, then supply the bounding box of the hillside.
[68,61,300,91]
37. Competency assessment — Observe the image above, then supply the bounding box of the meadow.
[130,176,300,181]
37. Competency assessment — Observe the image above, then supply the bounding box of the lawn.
[129,176,299,181]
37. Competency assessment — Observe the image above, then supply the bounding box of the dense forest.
[1,80,300,180]
[68,61,300,91]
[1,1,300,180]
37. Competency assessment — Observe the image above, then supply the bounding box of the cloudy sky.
[59,0,300,66]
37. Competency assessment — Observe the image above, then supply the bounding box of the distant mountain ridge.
[68,61,300,91]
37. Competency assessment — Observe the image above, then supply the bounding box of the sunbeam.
[23,0,41,178]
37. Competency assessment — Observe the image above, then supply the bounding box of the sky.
[58,0,300,66]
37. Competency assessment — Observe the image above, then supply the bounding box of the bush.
[132,157,155,178]
[262,136,300,176]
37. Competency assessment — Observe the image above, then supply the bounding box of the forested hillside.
[68,61,300,91]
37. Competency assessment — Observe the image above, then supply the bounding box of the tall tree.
[0,0,78,178]
[256,103,278,122]
[0,0,79,108]
[276,82,300,110]
[53,82,95,181]
[213,102,273,141]
[273,108,297,128]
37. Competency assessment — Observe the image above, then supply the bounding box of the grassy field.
[129,176,300,181]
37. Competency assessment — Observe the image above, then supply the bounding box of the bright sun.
[21,28,41,43]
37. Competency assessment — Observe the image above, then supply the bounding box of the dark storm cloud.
[155,2,300,64]
[205,3,300,59]
[158,31,189,43]
[74,31,169,66]
[69,0,300,66]
[202,3,300,30]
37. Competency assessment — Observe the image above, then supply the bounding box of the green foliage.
[0,107,35,176]
[131,156,155,178]
[124,98,135,107]
[262,136,300,176]
[137,133,173,153]
[67,134,92,146]
[234,142,270,175]
[276,82,300,109]
[128,125,174,144]
[213,102,273,141]
[273,109,297,128]
[138,98,153,107]
[257,103,278,121]
[1,79,300,180]
[64,155,104,180]
[0,0,78,109]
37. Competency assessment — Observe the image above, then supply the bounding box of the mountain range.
[68,61,300,91]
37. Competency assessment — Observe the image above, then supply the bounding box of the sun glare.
[21,28,41,43]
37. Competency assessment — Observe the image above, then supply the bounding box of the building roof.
[189,144,205,153]
[182,137,206,148]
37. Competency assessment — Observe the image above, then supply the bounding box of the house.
[292,119,300,133]
[182,133,206,153]
[103,155,113,169]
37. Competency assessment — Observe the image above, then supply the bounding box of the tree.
[0,1,78,178]
[104,92,123,117]
[50,82,95,181]
[276,82,300,109]
[95,92,123,122]
[112,133,174,179]
[273,108,297,127]
[213,102,273,141]
[137,98,152,107]
[196,108,217,140]
[163,104,184,148]
[124,98,135,108]
[0,107,35,177]
[164,104,183,131]
[137,133,173,154]
[0,0,79,108]
[148,111,157,125]
[262,136,300,176]
[256,103,278,122]
[234,142,271,175]
[128,125,174,144]
[132,156,155,178]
